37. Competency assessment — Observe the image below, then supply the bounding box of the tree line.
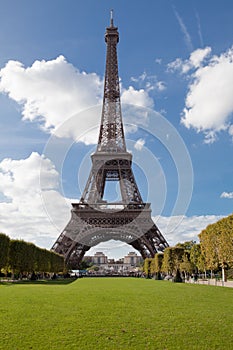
[144,214,233,282]
[0,233,64,278]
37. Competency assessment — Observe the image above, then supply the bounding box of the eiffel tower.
[52,13,169,267]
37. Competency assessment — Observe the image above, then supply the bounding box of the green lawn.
[0,278,232,350]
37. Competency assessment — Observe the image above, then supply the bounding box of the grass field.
[0,278,232,350]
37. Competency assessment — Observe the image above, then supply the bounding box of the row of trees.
[144,242,198,282]
[0,233,64,277]
[199,214,233,281]
[144,214,233,282]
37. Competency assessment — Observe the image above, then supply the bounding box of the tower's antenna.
[110,9,114,27]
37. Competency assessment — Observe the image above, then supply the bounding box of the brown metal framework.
[51,15,169,267]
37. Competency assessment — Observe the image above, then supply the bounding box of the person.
[194,273,198,282]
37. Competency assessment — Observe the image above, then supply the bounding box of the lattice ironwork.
[52,14,169,267]
[97,15,126,153]
[81,154,143,204]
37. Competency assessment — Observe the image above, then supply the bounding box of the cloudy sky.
[0,0,232,259]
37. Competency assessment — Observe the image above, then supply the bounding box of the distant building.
[85,251,142,274]
[92,252,108,265]
[124,252,142,267]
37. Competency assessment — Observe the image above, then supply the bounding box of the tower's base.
[52,202,169,267]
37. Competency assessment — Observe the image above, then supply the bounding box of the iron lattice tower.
[52,14,169,267]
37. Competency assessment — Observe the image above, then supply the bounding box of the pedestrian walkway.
[186,278,233,288]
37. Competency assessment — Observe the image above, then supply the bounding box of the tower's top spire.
[96,11,125,153]
[110,9,114,27]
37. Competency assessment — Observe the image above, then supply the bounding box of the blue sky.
[0,0,232,258]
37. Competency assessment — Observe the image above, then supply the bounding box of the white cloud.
[189,47,211,68]
[155,58,162,65]
[0,56,103,135]
[134,138,145,151]
[154,214,224,246]
[182,48,233,141]
[130,72,166,93]
[0,56,156,144]
[167,47,211,73]
[121,86,154,108]
[229,125,233,136]
[0,152,70,246]
[220,192,233,199]
[203,130,218,144]
[167,58,185,73]
[168,47,233,142]
[156,81,166,91]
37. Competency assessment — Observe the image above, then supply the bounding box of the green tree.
[154,253,163,279]
[79,259,93,270]
[24,242,36,273]
[6,237,64,279]
[143,258,152,278]
[199,225,219,273]
[172,247,185,282]
[39,248,51,273]
[50,251,64,273]
[162,247,184,282]
[9,240,38,275]
[215,216,233,281]
[161,247,174,275]
[199,214,233,281]
[0,233,10,270]
[180,251,193,278]
[190,243,206,273]
[176,240,196,251]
